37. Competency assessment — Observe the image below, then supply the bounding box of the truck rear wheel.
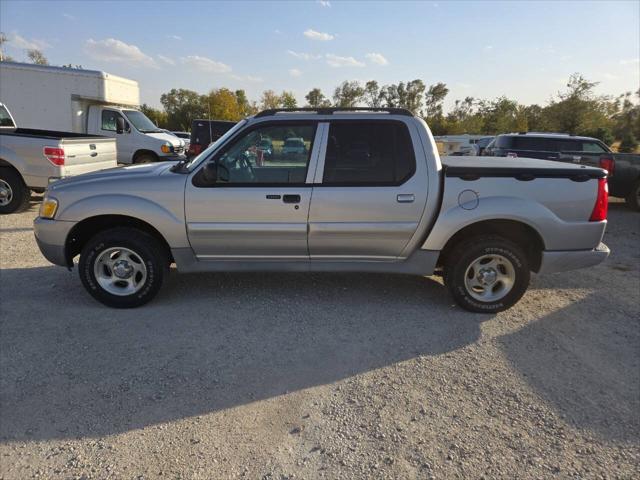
[79,227,168,308]
[444,235,530,313]
[0,167,31,214]
[625,179,640,212]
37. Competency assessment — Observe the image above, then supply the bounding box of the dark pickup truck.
[483,133,640,210]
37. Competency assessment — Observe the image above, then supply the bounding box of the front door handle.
[397,194,415,203]
[282,194,301,204]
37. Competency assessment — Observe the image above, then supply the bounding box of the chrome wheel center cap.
[478,268,497,286]
[0,187,8,199]
[113,260,134,279]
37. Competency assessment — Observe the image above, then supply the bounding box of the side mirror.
[116,116,125,134]
[202,161,218,183]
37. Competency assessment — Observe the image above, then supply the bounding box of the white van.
[0,62,184,164]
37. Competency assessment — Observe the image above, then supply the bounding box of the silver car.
[34,108,610,312]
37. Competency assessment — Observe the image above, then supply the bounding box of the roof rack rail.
[254,107,414,118]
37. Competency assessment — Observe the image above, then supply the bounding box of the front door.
[185,121,320,260]
[308,120,427,259]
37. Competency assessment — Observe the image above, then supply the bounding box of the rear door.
[308,120,426,260]
[185,121,321,259]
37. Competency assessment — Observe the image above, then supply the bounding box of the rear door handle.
[397,194,415,203]
[282,194,301,204]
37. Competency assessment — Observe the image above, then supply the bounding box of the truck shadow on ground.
[0,266,485,442]
[499,291,639,443]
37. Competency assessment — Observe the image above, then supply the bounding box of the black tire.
[0,167,30,214]
[79,227,168,308]
[625,179,640,212]
[443,235,530,313]
[133,153,157,164]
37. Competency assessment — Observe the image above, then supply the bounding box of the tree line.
[142,75,639,152]
[1,35,637,152]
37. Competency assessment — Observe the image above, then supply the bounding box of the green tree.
[541,73,607,134]
[206,88,243,121]
[305,88,330,108]
[424,82,449,118]
[363,81,383,108]
[27,49,48,65]
[140,104,168,128]
[582,127,615,146]
[424,82,449,135]
[333,81,364,107]
[397,79,426,114]
[280,91,297,108]
[260,90,282,110]
[160,88,206,131]
[618,132,639,153]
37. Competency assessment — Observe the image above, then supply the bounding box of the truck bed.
[1,128,112,142]
[442,156,606,180]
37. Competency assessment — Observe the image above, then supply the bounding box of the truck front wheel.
[444,235,530,313]
[0,167,31,214]
[79,227,168,308]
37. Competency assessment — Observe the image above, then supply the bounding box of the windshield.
[0,105,16,128]
[122,110,163,133]
[185,119,247,170]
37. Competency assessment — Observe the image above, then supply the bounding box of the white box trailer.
[0,62,184,163]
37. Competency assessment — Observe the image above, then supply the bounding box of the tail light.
[599,155,615,177]
[506,152,518,158]
[43,147,65,166]
[589,177,608,222]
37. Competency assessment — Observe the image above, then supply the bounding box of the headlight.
[161,143,173,154]
[39,197,58,219]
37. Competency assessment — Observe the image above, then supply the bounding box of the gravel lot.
[1,198,638,479]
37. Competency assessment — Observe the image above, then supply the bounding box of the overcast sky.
[1,0,638,110]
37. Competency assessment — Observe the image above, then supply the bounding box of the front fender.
[57,194,190,248]
[422,195,605,251]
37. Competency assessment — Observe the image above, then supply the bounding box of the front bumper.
[538,242,610,274]
[33,217,76,267]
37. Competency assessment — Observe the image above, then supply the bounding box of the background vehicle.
[282,137,307,156]
[474,136,495,155]
[188,119,236,157]
[434,134,489,156]
[34,107,609,312]
[0,62,184,164]
[171,131,191,153]
[483,132,640,210]
[0,103,116,214]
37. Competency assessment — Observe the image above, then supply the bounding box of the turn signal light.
[39,197,58,219]
[43,147,65,166]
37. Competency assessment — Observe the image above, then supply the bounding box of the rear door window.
[511,137,557,151]
[323,121,415,185]
[581,141,608,153]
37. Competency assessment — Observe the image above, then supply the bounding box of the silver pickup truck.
[34,108,610,312]
[0,102,117,214]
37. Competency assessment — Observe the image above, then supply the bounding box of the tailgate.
[59,138,117,173]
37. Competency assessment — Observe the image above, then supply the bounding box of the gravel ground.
[0,197,638,479]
